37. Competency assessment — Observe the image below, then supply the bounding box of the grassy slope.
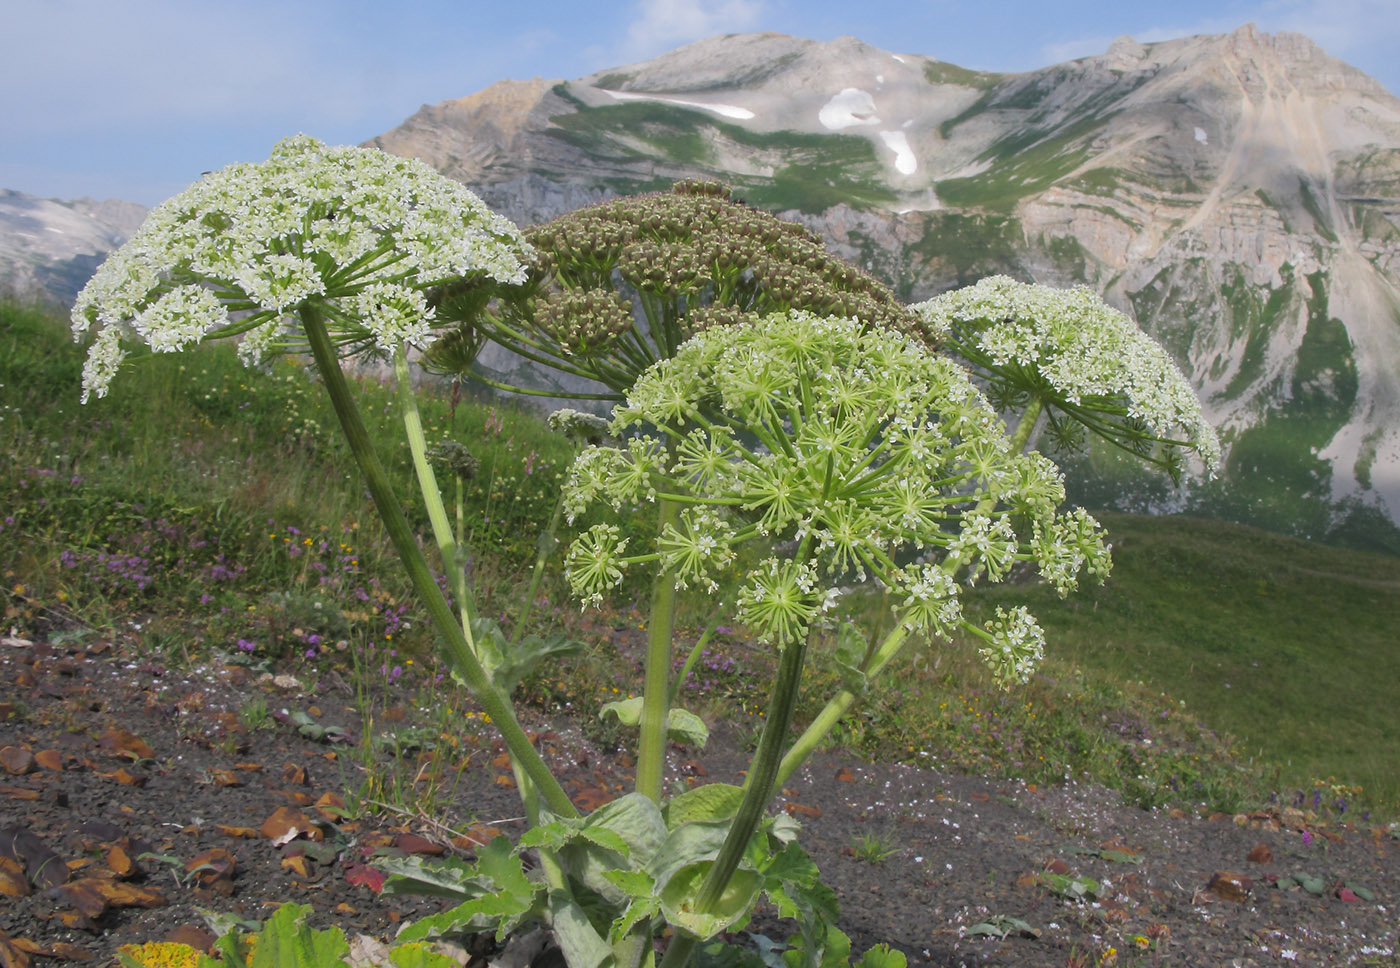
[964,511,1400,811]
[5,299,1398,819]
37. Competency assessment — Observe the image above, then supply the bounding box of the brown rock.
[0,930,32,968]
[394,833,445,856]
[163,926,215,954]
[260,807,321,843]
[186,849,235,895]
[280,854,316,880]
[782,802,822,819]
[215,825,260,839]
[96,727,153,761]
[0,748,35,776]
[32,751,62,772]
[0,858,29,897]
[1207,871,1253,902]
[314,792,347,821]
[1247,843,1274,864]
[105,845,137,878]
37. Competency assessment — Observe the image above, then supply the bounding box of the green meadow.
[4,297,1395,822]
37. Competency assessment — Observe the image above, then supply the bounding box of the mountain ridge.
[5,25,1399,550]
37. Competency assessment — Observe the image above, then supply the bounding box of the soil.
[2,628,1397,967]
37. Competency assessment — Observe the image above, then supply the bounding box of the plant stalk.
[658,634,807,968]
[393,347,476,636]
[298,302,577,819]
[637,496,681,803]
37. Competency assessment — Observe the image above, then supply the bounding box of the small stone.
[0,747,35,775]
[1207,871,1253,902]
[1247,844,1274,864]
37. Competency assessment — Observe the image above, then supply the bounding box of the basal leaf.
[663,784,744,831]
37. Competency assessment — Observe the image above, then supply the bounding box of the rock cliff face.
[0,191,148,305]
[369,25,1400,550]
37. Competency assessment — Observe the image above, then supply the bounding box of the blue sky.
[4,0,1397,206]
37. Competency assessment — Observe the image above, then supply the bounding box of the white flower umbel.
[913,276,1222,479]
[563,309,1110,669]
[72,134,531,402]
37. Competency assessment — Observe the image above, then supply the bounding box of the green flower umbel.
[72,135,532,402]
[913,276,1221,480]
[563,310,1110,682]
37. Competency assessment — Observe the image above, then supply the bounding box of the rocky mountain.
[0,191,148,305]
[4,26,1398,551]
[369,26,1400,552]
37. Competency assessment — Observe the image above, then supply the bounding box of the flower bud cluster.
[73,135,531,402]
[534,288,633,358]
[427,440,481,480]
[469,182,931,396]
[913,276,1222,476]
[547,408,614,447]
[563,309,1111,671]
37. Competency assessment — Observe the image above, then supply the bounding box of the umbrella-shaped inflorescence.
[425,180,935,398]
[913,276,1222,480]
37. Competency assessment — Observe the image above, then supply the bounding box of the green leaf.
[470,618,581,694]
[380,854,490,901]
[598,698,710,747]
[1039,872,1101,899]
[854,943,908,968]
[546,889,614,968]
[663,784,745,830]
[390,838,543,942]
[244,903,350,968]
[666,706,710,748]
[1098,849,1142,865]
[659,862,762,940]
[582,792,668,862]
[395,889,543,942]
[1344,881,1376,902]
[832,623,869,696]
[603,870,661,944]
[963,915,1040,940]
[388,941,461,968]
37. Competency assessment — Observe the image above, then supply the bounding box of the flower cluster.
[913,276,1222,478]
[563,309,1110,673]
[429,180,933,397]
[72,135,532,402]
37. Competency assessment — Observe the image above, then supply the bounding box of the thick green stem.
[772,624,910,790]
[393,347,476,635]
[659,636,807,968]
[298,303,577,819]
[1008,398,1044,455]
[637,497,681,803]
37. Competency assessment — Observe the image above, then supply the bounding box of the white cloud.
[622,0,767,60]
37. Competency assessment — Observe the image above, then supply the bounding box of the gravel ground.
[2,632,1397,967]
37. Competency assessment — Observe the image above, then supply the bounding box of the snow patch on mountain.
[819,89,879,129]
[602,89,754,120]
